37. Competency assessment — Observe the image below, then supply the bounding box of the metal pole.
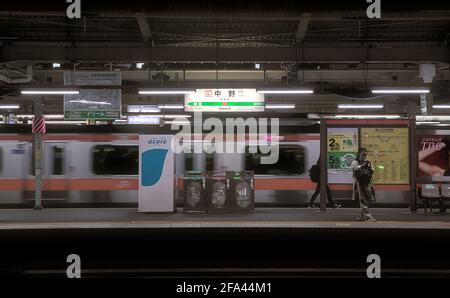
[33,99,43,210]
[319,119,327,212]
[407,100,417,212]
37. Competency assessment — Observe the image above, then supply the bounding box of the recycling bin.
[229,171,255,212]
[206,171,231,211]
[183,171,206,212]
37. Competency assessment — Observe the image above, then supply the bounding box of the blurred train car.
[0,124,411,207]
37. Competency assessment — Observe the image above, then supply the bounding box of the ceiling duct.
[0,64,33,84]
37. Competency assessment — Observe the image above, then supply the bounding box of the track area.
[0,208,449,279]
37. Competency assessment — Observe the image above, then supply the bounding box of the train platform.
[0,207,449,230]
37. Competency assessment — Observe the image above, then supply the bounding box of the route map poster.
[360,128,409,184]
[327,127,358,183]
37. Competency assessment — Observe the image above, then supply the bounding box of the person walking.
[351,148,376,222]
[308,158,341,208]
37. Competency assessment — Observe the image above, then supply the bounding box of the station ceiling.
[0,0,449,116]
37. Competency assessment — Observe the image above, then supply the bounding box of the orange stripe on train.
[0,178,410,191]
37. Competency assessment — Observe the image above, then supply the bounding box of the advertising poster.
[360,128,409,184]
[327,127,358,183]
[138,135,175,213]
[418,135,450,177]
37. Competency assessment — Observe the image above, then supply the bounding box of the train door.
[42,142,67,203]
[0,142,28,204]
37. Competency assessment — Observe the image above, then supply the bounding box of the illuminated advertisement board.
[360,128,409,184]
[327,127,359,183]
[418,135,450,177]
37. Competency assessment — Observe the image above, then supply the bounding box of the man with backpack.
[308,158,341,208]
[351,148,376,222]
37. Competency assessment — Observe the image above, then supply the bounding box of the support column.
[33,99,44,210]
[319,119,327,212]
[407,100,417,212]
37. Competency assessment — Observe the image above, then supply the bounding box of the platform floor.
[0,207,449,230]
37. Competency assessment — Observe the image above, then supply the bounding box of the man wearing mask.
[351,148,376,222]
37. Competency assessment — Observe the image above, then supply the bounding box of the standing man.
[351,148,376,222]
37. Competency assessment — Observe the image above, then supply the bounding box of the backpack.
[354,163,373,185]
[309,165,320,183]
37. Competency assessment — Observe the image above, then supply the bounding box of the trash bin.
[206,171,231,211]
[183,171,206,212]
[229,171,255,212]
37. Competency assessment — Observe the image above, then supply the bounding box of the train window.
[92,145,138,175]
[245,145,305,175]
[52,146,64,175]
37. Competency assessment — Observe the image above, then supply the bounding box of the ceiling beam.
[1,46,449,63]
[135,13,153,44]
[296,13,311,40]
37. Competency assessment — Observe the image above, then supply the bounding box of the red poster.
[418,136,450,177]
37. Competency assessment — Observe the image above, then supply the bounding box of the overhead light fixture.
[257,89,314,94]
[338,104,383,109]
[127,116,161,125]
[371,89,430,94]
[159,104,184,109]
[417,115,450,121]
[265,104,296,109]
[334,115,401,119]
[162,115,192,119]
[416,121,440,125]
[17,114,64,119]
[433,105,450,109]
[139,90,195,95]
[136,63,145,70]
[0,105,20,109]
[46,121,86,125]
[21,89,79,95]
[127,105,161,113]
[52,63,61,68]
[69,100,111,105]
[165,120,191,125]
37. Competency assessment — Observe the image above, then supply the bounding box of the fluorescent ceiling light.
[21,90,79,95]
[416,121,440,125]
[46,121,86,125]
[127,116,161,125]
[334,115,401,119]
[371,89,430,94]
[127,105,160,113]
[139,90,195,95]
[17,114,64,119]
[417,115,450,121]
[52,63,61,68]
[0,105,20,109]
[265,104,296,109]
[69,100,111,105]
[165,120,191,125]
[126,114,191,119]
[338,104,383,109]
[163,115,192,119]
[257,89,314,94]
[433,105,450,109]
[159,104,184,109]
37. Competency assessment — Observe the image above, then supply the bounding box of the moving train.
[0,124,411,207]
